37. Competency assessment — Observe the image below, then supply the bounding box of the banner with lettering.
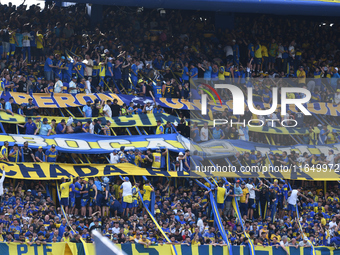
[0,112,182,127]
[2,92,340,116]
[1,110,340,135]
[0,162,187,180]
[0,133,188,154]
[0,242,336,255]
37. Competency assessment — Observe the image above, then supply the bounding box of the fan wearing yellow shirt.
[218,65,225,80]
[143,180,154,214]
[297,66,306,84]
[216,182,229,215]
[261,43,269,72]
[254,40,262,72]
[60,175,73,214]
[206,182,228,215]
[239,182,249,217]
[36,30,44,62]
[326,129,338,144]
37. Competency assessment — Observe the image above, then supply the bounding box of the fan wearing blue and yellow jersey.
[1,141,9,161]
[143,180,154,214]
[8,144,21,163]
[155,120,164,134]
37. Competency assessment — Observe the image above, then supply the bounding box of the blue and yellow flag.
[232,198,256,255]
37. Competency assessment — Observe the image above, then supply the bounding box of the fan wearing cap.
[121,177,132,216]
[45,144,58,163]
[33,146,44,163]
[176,151,185,171]
[35,118,52,136]
[142,101,154,114]
[25,98,38,116]
[297,66,306,85]
[110,149,119,164]
[233,180,243,202]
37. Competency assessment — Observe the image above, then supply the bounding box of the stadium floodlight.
[330,23,334,27]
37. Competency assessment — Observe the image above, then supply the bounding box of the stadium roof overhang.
[75,0,340,16]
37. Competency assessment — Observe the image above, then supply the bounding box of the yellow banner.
[0,162,188,180]
[0,111,183,127]
[8,242,66,255]
[2,110,340,135]
[1,160,340,180]
[2,242,337,255]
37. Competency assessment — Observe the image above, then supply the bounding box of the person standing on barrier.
[74,177,82,216]
[101,177,110,217]
[121,177,132,217]
[80,177,90,217]
[93,177,103,216]
[69,178,79,216]
[216,182,229,216]
[88,178,97,216]
[131,182,140,215]
[246,179,258,220]
[287,187,307,219]
[60,175,73,215]
[239,181,249,217]
[142,180,154,215]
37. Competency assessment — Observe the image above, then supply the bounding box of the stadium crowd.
[0,1,339,250]
[1,170,340,248]
[0,3,339,98]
